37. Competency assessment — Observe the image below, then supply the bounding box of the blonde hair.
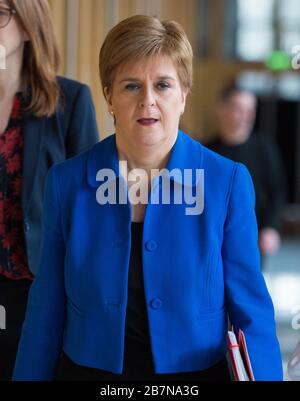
[9,0,60,117]
[99,15,193,96]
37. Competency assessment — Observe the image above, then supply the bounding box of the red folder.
[228,329,255,381]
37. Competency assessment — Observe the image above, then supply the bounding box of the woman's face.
[105,55,187,153]
[217,92,257,142]
[0,0,28,65]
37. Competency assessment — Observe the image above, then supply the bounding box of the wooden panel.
[93,0,114,136]
[48,0,67,74]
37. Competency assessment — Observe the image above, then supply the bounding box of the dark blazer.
[21,76,99,275]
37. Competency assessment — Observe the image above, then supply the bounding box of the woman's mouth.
[137,118,158,126]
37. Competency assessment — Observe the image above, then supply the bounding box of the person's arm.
[258,138,286,255]
[13,166,66,381]
[261,138,287,229]
[65,84,99,158]
[222,163,283,381]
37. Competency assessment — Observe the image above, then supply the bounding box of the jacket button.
[150,299,163,309]
[145,240,157,252]
[24,221,30,231]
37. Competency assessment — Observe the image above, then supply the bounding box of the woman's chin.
[135,131,164,148]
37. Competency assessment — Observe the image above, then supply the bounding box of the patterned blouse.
[0,93,33,280]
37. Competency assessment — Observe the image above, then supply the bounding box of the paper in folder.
[228,329,255,381]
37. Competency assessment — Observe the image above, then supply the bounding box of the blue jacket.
[21,76,99,275]
[13,131,283,380]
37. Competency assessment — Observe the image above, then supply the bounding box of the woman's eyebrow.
[157,75,176,81]
[119,75,176,83]
[119,78,140,83]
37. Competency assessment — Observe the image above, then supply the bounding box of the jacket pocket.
[197,306,226,322]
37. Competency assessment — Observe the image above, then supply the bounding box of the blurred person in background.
[0,0,99,380]
[206,83,286,263]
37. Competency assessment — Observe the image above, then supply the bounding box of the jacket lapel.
[22,114,45,215]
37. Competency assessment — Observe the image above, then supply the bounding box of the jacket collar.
[86,130,203,188]
[87,134,119,187]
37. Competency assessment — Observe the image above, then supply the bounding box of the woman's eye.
[157,82,170,90]
[125,84,140,91]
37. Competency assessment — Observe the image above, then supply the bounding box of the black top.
[56,222,230,381]
[206,134,286,230]
[125,222,151,345]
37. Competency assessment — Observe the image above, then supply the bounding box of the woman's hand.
[258,227,281,255]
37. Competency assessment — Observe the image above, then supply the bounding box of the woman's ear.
[181,88,188,115]
[22,29,30,42]
[104,87,112,106]
[104,87,114,116]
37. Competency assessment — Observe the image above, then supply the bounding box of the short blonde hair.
[99,15,193,96]
[9,0,60,117]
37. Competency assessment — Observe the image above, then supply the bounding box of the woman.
[0,0,99,380]
[13,15,282,381]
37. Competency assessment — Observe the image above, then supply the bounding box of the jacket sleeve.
[222,163,283,381]
[13,166,66,381]
[65,84,99,158]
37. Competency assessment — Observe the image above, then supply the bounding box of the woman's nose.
[139,87,155,108]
